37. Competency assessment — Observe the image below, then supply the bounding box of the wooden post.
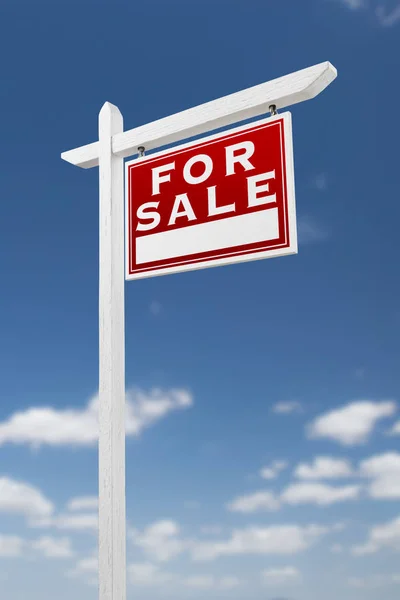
[98,102,126,600]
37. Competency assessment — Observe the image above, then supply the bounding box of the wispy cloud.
[0,477,53,519]
[339,0,366,9]
[271,401,303,415]
[260,460,288,480]
[191,523,331,560]
[376,4,400,26]
[281,481,361,505]
[71,545,243,590]
[129,519,333,564]
[227,490,281,513]
[0,387,193,448]
[294,456,354,479]
[297,217,329,245]
[337,0,400,27]
[31,536,74,558]
[351,514,400,555]
[130,520,188,563]
[228,481,360,513]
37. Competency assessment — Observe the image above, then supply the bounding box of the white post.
[98,102,126,600]
[61,61,337,600]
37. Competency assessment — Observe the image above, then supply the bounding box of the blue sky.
[0,0,400,598]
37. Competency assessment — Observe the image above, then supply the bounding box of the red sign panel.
[125,113,297,280]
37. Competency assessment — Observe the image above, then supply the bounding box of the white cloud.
[67,496,98,512]
[227,491,280,513]
[228,477,359,512]
[261,566,300,585]
[352,515,400,555]
[260,460,288,480]
[307,400,397,446]
[130,519,333,565]
[271,401,302,415]
[0,535,25,557]
[0,387,193,448]
[294,456,354,479]
[131,520,187,562]
[32,536,74,558]
[0,477,53,519]
[191,524,329,561]
[359,452,400,499]
[32,513,98,531]
[331,543,344,553]
[281,482,361,506]
[376,4,400,26]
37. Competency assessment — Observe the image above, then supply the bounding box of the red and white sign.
[125,112,297,280]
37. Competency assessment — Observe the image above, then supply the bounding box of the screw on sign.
[125,112,297,280]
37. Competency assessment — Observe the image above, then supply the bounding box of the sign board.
[125,112,297,280]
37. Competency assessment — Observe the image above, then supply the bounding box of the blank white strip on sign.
[136,208,279,265]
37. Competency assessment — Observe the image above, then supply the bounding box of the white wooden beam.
[61,61,336,169]
[98,102,126,600]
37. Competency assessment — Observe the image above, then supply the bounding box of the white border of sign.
[125,112,297,281]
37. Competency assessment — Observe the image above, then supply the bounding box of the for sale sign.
[125,112,297,280]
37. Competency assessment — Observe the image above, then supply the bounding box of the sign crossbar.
[62,61,336,169]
